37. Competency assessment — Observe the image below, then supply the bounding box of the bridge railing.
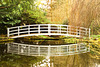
[7,24,90,38]
[7,43,90,56]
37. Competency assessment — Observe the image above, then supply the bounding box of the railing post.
[58,25,59,33]
[7,28,10,37]
[69,26,71,35]
[60,25,61,34]
[48,24,51,35]
[18,27,20,36]
[67,26,68,35]
[89,28,90,38]
[76,27,78,36]
[85,28,87,35]
[38,25,40,34]
[28,25,30,34]
[79,44,80,51]
[76,45,77,52]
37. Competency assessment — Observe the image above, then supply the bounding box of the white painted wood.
[7,28,9,37]
[38,25,40,34]
[9,30,18,32]
[60,25,61,34]
[67,26,68,35]
[9,33,19,35]
[7,24,90,38]
[48,24,51,35]
[89,28,90,38]
[18,27,20,36]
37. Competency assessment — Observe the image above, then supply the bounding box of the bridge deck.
[7,24,90,38]
[11,33,80,38]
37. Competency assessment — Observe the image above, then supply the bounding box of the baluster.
[70,26,71,35]
[89,28,90,38]
[67,26,68,35]
[18,27,20,36]
[85,28,87,35]
[60,25,61,34]
[38,25,40,34]
[76,27,78,36]
[58,25,59,33]
[48,24,51,35]
[28,25,30,34]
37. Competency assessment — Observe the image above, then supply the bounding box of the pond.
[0,39,100,67]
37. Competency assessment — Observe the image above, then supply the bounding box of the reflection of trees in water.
[0,44,44,67]
[51,53,100,67]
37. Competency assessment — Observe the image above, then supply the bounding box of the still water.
[0,40,100,67]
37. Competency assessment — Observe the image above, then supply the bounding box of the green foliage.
[0,0,50,34]
[63,18,69,25]
[0,0,50,25]
[21,10,50,25]
[0,0,35,25]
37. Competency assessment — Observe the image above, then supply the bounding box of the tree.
[0,0,35,25]
[68,0,100,34]
[0,0,50,34]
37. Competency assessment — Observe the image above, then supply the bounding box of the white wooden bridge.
[7,43,90,56]
[7,24,90,38]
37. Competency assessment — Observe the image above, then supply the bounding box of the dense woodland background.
[0,0,100,35]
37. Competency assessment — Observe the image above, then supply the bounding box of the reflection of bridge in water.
[7,24,90,38]
[7,24,91,67]
[7,43,90,56]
